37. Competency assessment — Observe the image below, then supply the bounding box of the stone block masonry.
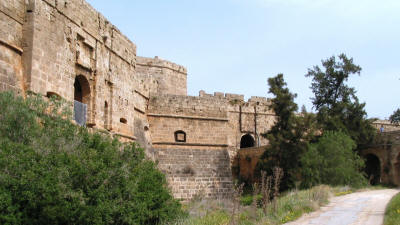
[0,0,24,93]
[155,148,233,200]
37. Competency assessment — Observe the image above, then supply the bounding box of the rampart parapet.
[136,56,187,74]
[198,90,271,105]
[136,56,187,96]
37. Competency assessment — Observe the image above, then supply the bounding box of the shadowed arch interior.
[74,75,90,104]
[240,134,255,149]
[104,101,109,129]
[364,154,381,185]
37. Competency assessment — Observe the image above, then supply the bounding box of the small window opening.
[104,101,109,129]
[175,130,186,143]
[120,118,127,124]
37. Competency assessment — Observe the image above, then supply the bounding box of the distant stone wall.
[373,120,400,132]
[155,148,233,200]
[361,131,400,186]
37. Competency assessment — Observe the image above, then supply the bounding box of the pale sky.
[86,0,400,119]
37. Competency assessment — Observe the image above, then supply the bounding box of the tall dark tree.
[257,74,316,190]
[389,108,400,125]
[306,54,375,149]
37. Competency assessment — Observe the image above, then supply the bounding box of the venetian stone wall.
[26,0,139,140]
[0,0,24,93]
[0,0,280,200]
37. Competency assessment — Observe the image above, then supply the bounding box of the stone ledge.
[147,113,228,121]
[0,8,23,25]
[0,39,23,55]
[152,142,228,147]
[112,132,137,140]
[134,107,146,114]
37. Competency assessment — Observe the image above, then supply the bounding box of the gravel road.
[285,189,399,225]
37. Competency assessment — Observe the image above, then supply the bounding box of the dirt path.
[285,189,399,225]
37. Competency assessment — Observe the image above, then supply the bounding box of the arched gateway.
[73,75,90,126]
[364,154,381,185]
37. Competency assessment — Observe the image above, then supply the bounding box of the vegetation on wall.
[0,92,182,224]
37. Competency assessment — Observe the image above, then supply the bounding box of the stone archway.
[364,154,381,185]
[395,153,400,186]
[73,75,90,126]
[240,134,255,149]
[74,75,90,104]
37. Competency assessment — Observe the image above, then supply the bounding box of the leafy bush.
[384,192,400,225]
[300,131,367,188]
[0,92,182,224]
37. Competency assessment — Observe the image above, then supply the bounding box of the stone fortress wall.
[0,0,277,200]
[2,0,400,199]
[148,92,276,199]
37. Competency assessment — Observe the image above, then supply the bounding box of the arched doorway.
[240,134,255,149]
[74,75,90,104]
[74,75,90,126]
[364,154,381,185]
[395,153,400,185]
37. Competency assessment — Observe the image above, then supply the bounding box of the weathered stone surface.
[155,148,234,200]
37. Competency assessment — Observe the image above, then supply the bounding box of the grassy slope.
[169,185,333,225]
[384,192,400,225]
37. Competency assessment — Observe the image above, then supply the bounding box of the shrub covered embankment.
[0,92,182,224]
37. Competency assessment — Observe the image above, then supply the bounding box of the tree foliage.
[257,74,317,190]
[0,92,182,225]
[389,108,400,125]
[300,131,367,188]
[306,54,375,149]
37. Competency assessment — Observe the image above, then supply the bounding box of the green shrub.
[0,92,182,224]
[300,131,367,188]
[384,192,400,225]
